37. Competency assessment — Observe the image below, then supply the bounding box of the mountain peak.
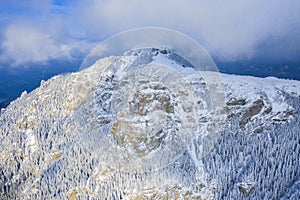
[1,51,300,199]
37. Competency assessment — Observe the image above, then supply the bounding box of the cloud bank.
[1,23,71,65]
[0,0,299,66]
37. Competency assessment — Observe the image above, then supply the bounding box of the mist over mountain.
[0,48,299,199]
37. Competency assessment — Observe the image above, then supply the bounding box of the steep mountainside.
[0,48,299,199]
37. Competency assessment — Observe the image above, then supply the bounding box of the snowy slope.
[0,48,300,199]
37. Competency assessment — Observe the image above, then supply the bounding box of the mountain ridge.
[0,48,299,199]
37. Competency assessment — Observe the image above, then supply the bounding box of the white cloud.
[1,0,300,66]
[0,22,92,66]
[76,0,300,61]
[1,23,69,66]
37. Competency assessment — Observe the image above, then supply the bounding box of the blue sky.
[0,0,299,67]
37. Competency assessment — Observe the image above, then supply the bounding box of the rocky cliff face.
[0,48,299,199]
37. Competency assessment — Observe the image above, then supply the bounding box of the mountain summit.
[1,48,300,199]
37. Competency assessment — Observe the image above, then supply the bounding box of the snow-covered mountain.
[0,48,300,199]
